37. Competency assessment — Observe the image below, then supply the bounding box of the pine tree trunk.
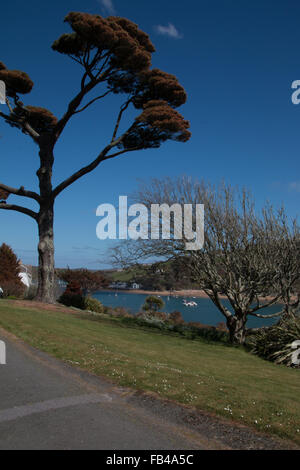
[35,137,55,303]
[36,203,55,303]
[227,314,247,344]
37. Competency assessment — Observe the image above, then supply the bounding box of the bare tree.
[111,178,300,344]
[0,13,190,303]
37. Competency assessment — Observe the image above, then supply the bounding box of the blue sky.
[0,0,299,268]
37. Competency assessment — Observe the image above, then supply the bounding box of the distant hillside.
[107,268,140,283]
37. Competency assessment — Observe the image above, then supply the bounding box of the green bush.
[84,296,104,314]
[136,311,167,328]
[125,312,229,343]
[58,281,85,309]
[110,307,133,318]
[59,292,85,309]
[142,295,165,312]
[168,311,184,325]
[249,314,300,367]
[137,310,168,322]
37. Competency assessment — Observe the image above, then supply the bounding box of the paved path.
[0,329,295,450]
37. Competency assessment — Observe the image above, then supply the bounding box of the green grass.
[108,268,139,282]
[0,299,299,445]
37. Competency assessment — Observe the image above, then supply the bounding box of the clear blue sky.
[0,0,299,268]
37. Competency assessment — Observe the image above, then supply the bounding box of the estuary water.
[93,291,281,328]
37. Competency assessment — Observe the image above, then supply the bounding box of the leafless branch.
[103,147,140,161]
[74,90,111,114]
[111,177,300,342]
[53,79,98,139]
[249,295,282,313]
[248,309,284,319]
[0,183,40,202]
[52,138,123,198]
[0,203,38,220]
[111,99,132,142]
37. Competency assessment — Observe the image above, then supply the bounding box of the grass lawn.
[108,267,139,282]
[0,299,299,445]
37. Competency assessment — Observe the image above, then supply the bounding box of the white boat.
[183,299,197,307]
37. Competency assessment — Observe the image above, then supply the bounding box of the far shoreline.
[101,288,212,298]
[99,288,284,303]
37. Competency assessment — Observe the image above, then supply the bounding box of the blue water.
[93,291,281,328]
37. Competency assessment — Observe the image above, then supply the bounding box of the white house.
[18,264,32,288]
[131,283,140,290]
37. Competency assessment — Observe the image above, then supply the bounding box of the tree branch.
[53,66,113,141]
[7,96,40,141]
[0,203,38,220]
[248,309,284,319]
[74,90,111,114]
[204,288,232,320]
[5,96,14,114]
[52,141,140,198]
[53,79,98,139]
[52,138,121,198]
[102,147,140,161]
[248,294,282,314]
[0,183,40,202]
[23,122,40,141]
[111,99,132,143]
[52,109,140,199]
[0,109,40,142]
[0,110,12,121]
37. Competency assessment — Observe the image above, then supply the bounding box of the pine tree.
[0,243,25,297]
[0,12,190,303]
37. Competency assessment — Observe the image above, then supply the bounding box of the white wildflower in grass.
[224,405,233,414]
